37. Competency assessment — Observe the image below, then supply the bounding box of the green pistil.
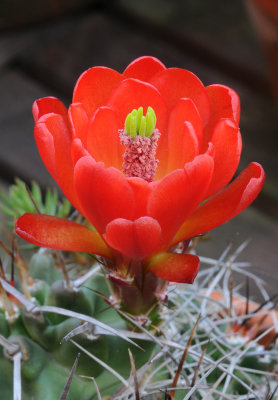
[125,106,157,139]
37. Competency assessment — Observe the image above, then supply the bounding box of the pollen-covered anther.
[120,107,160,182]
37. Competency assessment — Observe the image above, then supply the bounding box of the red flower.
[16,56,265,284]
[210,291,278,348]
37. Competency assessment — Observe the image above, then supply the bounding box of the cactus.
[0,244,156,399]
[0,182,277,399]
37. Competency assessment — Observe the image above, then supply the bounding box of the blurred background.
[0,0,277,298]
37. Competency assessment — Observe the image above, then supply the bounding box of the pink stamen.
[120,129,160,182]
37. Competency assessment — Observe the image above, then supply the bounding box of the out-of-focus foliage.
[0,179,71,225]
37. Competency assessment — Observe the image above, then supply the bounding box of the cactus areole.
[16,56,265,315]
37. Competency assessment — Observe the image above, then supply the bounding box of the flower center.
[120,107,160,182]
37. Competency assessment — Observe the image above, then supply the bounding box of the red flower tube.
[16,56,265,313]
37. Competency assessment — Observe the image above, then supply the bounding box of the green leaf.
[0,190,14,208]
[0,202,15,217]
[0,179,72,224]
[45,189,58,215]
[57,200,71,218]
[31,181,43,210]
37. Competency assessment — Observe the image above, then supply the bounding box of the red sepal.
[74,157,135,233]
[149,154,214,247]
[105,217,162,259]
[173,162,265,244]
[148,252,200,283]
[16,214,112,258]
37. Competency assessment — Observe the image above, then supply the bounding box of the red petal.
[166,97,202,172]
[207,84,240,123]
[71,138,90,165]
[34,121,58,181]
[107,78,168,130]
[205,118,242,198]
[204,141,215,158]
[32,97,67,123]
[127,177,152,219]
[74,157,135,233]
[148,252,200,283]
[167,121,199,173]
[173,162,265,244]
[203,84,240,146]
[87,106,123,170]
[158,98,201,178]
[107,78,168,178]
[169,98,203,144]
[105,217,161,259]
[123,56,166,82]
[37,113,80,210]
[150,68,210,126]
[148,154,214,248]
[68,103,89,146]
[16,214,111,258]
[72,67,122,118]
[233,163,265,215]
